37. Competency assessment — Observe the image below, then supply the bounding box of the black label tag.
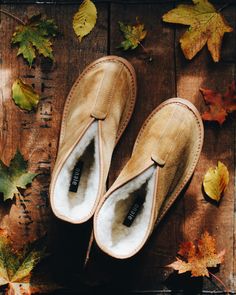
[123,195,145,227]
[69,161,83,193]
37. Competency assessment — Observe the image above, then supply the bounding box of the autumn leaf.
[0,229,44,286]
[167,232,225,277]
[203,161,229,202]
[201,81,236,124]
[0,229,45,293]
[73,0,97,42]
[162,0,233,62]
[118,20,147,50]
[12,79,40,111]
[12,14,58,66]
[0,150,38,201]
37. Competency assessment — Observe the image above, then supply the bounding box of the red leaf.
[200,81,236,124]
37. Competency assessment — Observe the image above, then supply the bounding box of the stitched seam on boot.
[155,122,203,225]
[59,58,136,146]
[91,64,125,120]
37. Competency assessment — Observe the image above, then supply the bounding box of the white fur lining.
[54,121,100,222]
[95,166,156,258]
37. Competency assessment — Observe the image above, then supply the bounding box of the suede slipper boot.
[50,56,137,223]
[94,98,204,259]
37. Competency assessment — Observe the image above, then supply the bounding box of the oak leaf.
[201,81,236,124]
[162,0,233,62]
[118,20,147,50]
[0,150,37,201]
[203,161,229,202]
[73,0,97,42]
[12,79,40,111]
[168,232,225,277]
[0,229,45,294]
[12,14,58,66]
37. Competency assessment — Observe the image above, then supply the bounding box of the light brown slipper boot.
[50,56,137,224]
[94,98,204,259]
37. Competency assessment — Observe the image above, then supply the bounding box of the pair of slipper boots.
[50,56,204,259]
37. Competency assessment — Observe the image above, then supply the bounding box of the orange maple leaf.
[200,81,236,125]
[167,232,225,277]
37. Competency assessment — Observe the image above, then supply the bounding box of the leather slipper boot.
[94,98,204,258]
[50,56,137,223]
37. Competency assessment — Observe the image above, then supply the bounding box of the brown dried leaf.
[167,232,225,277]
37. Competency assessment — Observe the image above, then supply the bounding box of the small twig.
[209,271,229,295]
[0,9,25,25]
[83,229,94,268]
[138,41,153,62]
[218,3,231,13]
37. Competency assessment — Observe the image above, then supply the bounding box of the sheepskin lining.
[54,121,100,222]
[96,166,156,257]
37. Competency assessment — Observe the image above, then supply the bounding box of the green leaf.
[0,231,12,285]
[73,0,97,42]
[12,14,58,66]
[0,229,45,290]
[118,20,147,50]
[12,79,40,111]
[11,248,44,283]
[0,150,38,201]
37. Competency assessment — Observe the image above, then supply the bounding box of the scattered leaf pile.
[0,229,45,294]
[168,231,225,277]
[203,161,229,202]
[201,81,236,125]
[162,0,233,62]
[12,79,40,111]
[12,14,58,66]
[73,0,97,42]
[118,19,147,50]
[0,150,37,201]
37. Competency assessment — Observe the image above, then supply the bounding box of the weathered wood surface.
[0,1,235,294]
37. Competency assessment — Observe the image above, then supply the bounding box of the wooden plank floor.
[0,1,235,294]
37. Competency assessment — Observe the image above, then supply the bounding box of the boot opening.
[53,121,100,223]
[95,166,156,258]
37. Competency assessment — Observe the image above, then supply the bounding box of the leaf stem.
[208,271,229,294]
[218,3,231,12]
[0,9,25,25]
[138,41,153,62]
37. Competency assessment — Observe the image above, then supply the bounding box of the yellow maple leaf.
[203,161,229,202]
[162,0,233,62]
[73,0,97,42]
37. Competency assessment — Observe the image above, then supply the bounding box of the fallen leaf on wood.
[73,0,97,42]
[12,14,58,66]
[203,161,229,202]
[0,150,37,201]
[201,81,236,124]
[118,19,147,50]
[162,0,233,62]
[0,229,45,293]
[167,231,225,277]
[12,79,40,111]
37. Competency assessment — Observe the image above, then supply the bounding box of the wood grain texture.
[0,1,236,294]
[0,0,108,276]
[175,3,236,291]
[84,2,183,291]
